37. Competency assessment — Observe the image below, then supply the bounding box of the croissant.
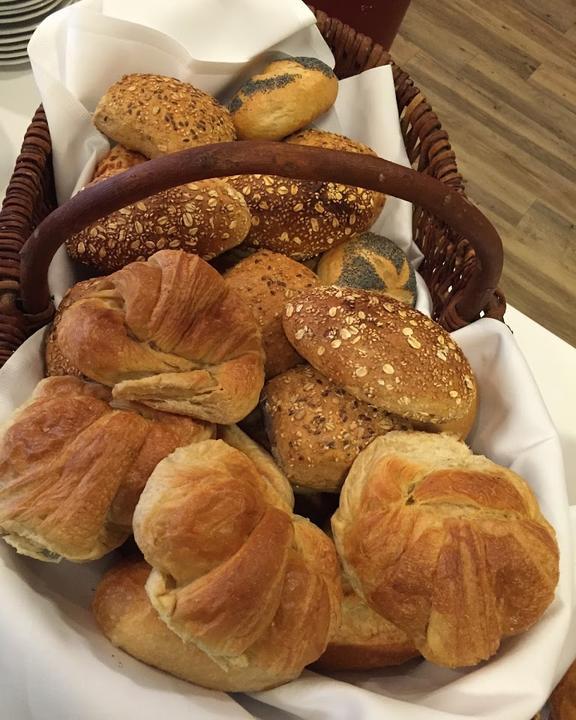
[0,376,213,562]
[132,426,342,686]
[551,658,576,720]
[46,250,265,424]
[332,431,559,668]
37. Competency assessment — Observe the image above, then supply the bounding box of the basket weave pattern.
[0,9,506,368]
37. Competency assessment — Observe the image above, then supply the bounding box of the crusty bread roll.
[227,130,385,260]
[94,559,322,692]
[332,431,559,668]
[224,250,318,378]
[416,384,478,440]
[313,571,419,672]
[229,56,338,140]
[282,287,476,424]
[317,232,417,306]
[262,364,411,491]
[0,377,213,563]
[132,428,341,683]
[66,175,251,273]
[93,74,236,158]
[551,659,576,720]
[46,250,265,424]
[93,144,146,179]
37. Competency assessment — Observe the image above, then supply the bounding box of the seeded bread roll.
[262,365,412,492]
[227,130,386,260]
[224,250,318,378]
[317,232,417,306]
[282,287,476,424]
[93,145,146,180]
[229,56,338,140]
[93,74,236,158]
[66,176,251,273]
[551,659,576,720]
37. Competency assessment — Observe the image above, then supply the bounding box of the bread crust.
[93,74,236,157]
[224,250,318,378]
[230,56,338,140]
[282,287,476,423]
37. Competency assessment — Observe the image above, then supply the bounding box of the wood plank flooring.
[391,0,576,346]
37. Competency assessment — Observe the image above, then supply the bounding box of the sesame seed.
[331,339,342,348]
[449,390,459,398]
[294,328,306,340]
[407,337,421,349]
[285,304,294,317]
[351,336,361,344]
[328,307,338,317]
[340,328,352,339]
[355,366,368,377]
[295,304,303,312]
[402,327,413,336]
[382,364,395,374]
[317,346,326,356]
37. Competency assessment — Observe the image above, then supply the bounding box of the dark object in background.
[311,0,411,51]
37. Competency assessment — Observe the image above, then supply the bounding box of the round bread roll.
[93,144,146,180]
[132,427,341,685]
[0,376,212,563]
[262,364,412,492]
[224,250,318,378]
[227,129,386,260]
[332,431,560,668]
[46,250,265,424]
[317,232,417,306]
[282,287,476,424]
[551,659,576,720]
[229,56,338,140]
[93,74,236,158]
[313,571,419,672]
[416,383,478,440]
[66,176,251,273]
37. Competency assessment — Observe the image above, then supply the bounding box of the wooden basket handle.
[20,141,502,320]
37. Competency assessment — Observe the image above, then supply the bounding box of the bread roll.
[94,559,323,692]
[47,250,265,424]
[282,287,476,424]
[93,144,146,180]
[224,250,318,378]
[313,572,419,672]
[227,130,385,260]
[551,659,576,720]
[132,429,341,684]
[0,377,213,563]
[66,177,251,273]
[317,232,417,306]
[332,431,559,668]
[262,365,411,491]
[229,56,338,140]
[93,74,236,158]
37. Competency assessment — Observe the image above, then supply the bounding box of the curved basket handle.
[20,141,502,321]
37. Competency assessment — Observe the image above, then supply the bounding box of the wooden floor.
[391,0,576,347]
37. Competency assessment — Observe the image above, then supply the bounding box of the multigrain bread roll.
[227,130,386,260]
[66,175,251,273]
[317,232,417,306]
[224,250,318,378]
[229,56,338,140]
[132,427,341,685]
[93,74,236,157]
[282,287,476,423]
[551,659,576,720]
[93,144,146,179]
[332,431,560,668]
[262,364,411,491]
[46,251,265,424]
[0,377,213,563]
[313,570,419,672]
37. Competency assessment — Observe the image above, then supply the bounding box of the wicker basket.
[0,8,506,368]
